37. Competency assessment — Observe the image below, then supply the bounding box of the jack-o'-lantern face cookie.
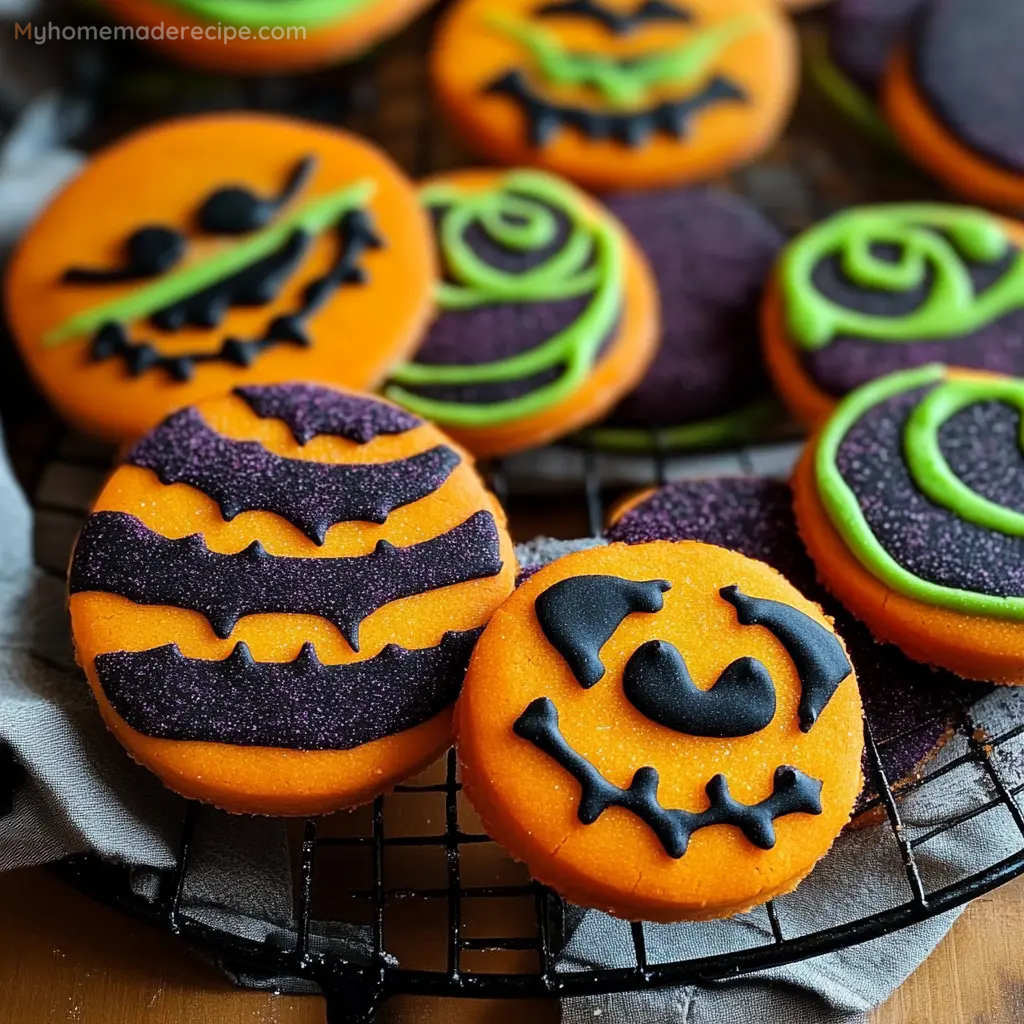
[385,168,659,457]
[762,204,1024,426]
[431,0,799,190]
[68,384,516,815]
[794,364,1024,685]
[95,0,437,75]
[457,541,863,922]
[6,114,435,444]
[883,0,1024,209]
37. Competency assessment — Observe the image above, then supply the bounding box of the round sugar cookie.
[587,187,783,452]
[384,168,659,457]
[95,0,437,75]
[762,203,1024,426]
[68,384,516,815]
[457,541,863,922]
[6,114,434,444]
[883,0,1024,209]
[606,477,987,810]
[430,0,799,190]
[794,363,1024,684]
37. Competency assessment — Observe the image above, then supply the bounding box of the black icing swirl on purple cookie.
[600,188,782,430]
[835,385,1024,597]
[235,383,422,445]
[801,235,1024,399]
[910,0,1024,174]
[70,510,503,650]
[95,631,481,750]
[128,407,461,545]
[605,476,990,799]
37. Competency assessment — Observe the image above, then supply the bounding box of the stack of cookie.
[5,0,1024,927]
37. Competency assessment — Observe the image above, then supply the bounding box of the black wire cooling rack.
[4,3,1024,1021]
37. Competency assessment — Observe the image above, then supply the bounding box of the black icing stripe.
[535,0,692,34]
[514,697,823,859]
[720,586,852,733]
[70,510,503,650]
[95,630,481,750]
[128,408,461,544]
[535,574,670,688]
[623,639,776,738]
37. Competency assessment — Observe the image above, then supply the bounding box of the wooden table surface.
[1,865,1022,1024]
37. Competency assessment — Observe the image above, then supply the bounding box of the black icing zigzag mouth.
[485,68,747,147]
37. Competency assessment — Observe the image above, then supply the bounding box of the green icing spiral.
[386,169,624,429]
[166,0,371,30]
[815,363,1024,619]
[781,204,1024,351]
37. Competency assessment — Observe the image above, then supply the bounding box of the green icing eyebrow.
[46,178,376,347]
[385,169,623,429]
[780,204,1024,352]
[485,11,760,108]
[166,0,372,30]
[815,363,1024,620]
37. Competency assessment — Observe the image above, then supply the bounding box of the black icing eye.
[197,155,317,235]
[535,0,692,34]
[63,224,186,284]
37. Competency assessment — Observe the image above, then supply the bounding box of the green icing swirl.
[815,363,1024,620]
[781,204,1024,351]
[165,0,372,30]
[486,11,760,109]
[385,169,624,430]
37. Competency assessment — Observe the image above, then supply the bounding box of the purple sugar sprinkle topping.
[235,383,421,446]
[607,477,991,799]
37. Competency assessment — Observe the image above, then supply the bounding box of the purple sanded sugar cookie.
[235,383,422,446]
[606,477,991,799]
[911,0,1024,174]
[827,0,930,95]
[599,188,783,430]
[128,407,461,545]
[836,385,1024,597]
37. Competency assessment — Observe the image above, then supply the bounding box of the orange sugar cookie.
[384,168,659,457]
[68,384,516,815]
[6,114,434,444]
[793,364,1024,684]
[457,540,863,922]
[431,0,799,190]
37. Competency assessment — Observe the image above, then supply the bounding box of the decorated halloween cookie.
[794,364,1024,684]
[6,115,435,444]
[587,188,783,452]
[883,0,1024,209]
[457,541,863,921]
[68,384,516,815]
[606,477,987,808]
[95,0,437,74]
[430,0,799,190]
[762,203,1024,426]
[384,168,659,457]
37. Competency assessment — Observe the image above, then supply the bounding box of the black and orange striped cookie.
[68,383,516,815]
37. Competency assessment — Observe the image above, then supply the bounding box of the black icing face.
[56,155,382,382]
[478,0,756,148]
[510,570,853,859]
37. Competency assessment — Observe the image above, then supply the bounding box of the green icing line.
[46,178,376,347]
[905,375,1024,537]
[781,204,1024,352]
[582,399,782,453]
[385,169,623,430]
[164,0,372,30]
[486,11,760,109]
[815,363,1024,620]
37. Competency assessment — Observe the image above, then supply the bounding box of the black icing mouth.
[485,67,747,148]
